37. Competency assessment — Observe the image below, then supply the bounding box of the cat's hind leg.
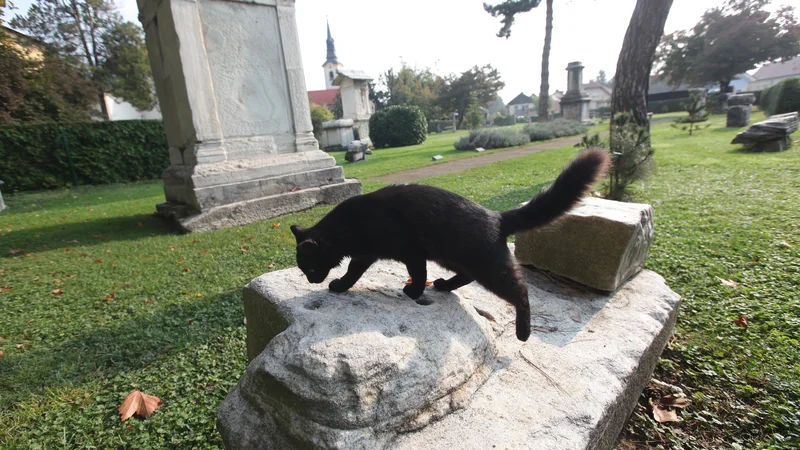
[329,257,377,293]
[473,259,531,341]
[434,273,474,292]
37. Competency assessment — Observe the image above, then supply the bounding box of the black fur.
[290,148,610,341]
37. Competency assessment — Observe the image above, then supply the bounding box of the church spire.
[324,19,338,66]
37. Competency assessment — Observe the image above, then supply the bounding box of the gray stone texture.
[731,112,798,151]
[218,249,680,449]
[137,0,360,232]
[726,105,751,128]
[561,62,591,124]
[515,197,654,292]
[727,93,755,106]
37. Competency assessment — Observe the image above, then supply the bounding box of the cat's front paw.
[433,278,451,291]
[403,283,424,300]
[328,279,350,293]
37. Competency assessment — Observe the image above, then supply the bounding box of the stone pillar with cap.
[560,61,591,124]
[137,0,361,232]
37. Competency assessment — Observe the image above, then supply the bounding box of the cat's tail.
[499,148,610,236]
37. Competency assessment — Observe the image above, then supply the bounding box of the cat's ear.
[290,225,305,240]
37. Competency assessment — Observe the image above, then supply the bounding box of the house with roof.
[507,93,536,119]
[747,56,800,91]
[583,81,612,112]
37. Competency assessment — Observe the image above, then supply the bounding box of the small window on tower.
[329,71,334,81]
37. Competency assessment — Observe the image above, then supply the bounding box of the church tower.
[322,20,343,89]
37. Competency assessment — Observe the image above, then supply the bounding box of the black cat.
[290,148,610,341]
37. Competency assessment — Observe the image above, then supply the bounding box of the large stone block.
[514,197,654,292]
[218,249,680,449]
[726,105,751,128]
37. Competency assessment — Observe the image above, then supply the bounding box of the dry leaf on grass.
[52,288,63,295]
[734,314,748,329]
[0,287,11,293]
[8,249,21,256]
[178,258,185,264]
[271,222,280,228]
[247,237,254,241]
[0,350,3,357]
[268,264,274,269]
[717,277,738,288]
[183,267,191,272]
[15,343,31,349]
[649,393,690,423]
[105,293,115,302]
[118,390,162,421]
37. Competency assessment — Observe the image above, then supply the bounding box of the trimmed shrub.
[523,119,587,142]
[647,97,687,114]
[454,128,530,150]
[310,104,334,141]
[369,105,428,148]
[0,120,168,192]
[492,115,516,126]
[760,78,800,116]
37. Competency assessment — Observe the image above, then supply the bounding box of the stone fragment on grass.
[514,197,654,291]
[431,155,443,161]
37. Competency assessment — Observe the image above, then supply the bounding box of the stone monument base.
[218,244,680,449]
[157,179,361,233]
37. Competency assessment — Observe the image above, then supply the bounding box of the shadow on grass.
[0,289,245,408]
[2,213,176,255]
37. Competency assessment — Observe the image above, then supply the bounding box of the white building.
[747,56,800,92]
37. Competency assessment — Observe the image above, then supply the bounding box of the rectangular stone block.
[514,197,654,291]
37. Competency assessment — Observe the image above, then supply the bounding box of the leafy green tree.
[12,0,155,119]
[484,0,553,121]
[378,63,445,121]
[464,92,485,130]
[1,28,98,124]
[656,0,800,93]
[671,93,710,136]
[438,65,504,128]
[595,70,609,86]
[331,91,343,119]
[309,103,334,141]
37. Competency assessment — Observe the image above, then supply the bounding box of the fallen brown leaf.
[272,222,280,228]
[170,246,175,251]
[183,267,191,272]
[145,300,153,305]
[0,350,3,357]
[717,277,739,288]
[268,264,274,269]
[241,246,249,252]
[0,269,5,273]
[95,259,102,263]
[202,250,210,256]
[0,287,11,293]
[80,253,88,257]
[8,249,21,255]
[178,258,185,264]
[52,288,63,295]
[16,343,31,349]
[64,248,71,252]
[192,240,199,244]
[660,394,691,409]
[118,390,162,421]
[247,236,254,241]
[53,279,61,284]
[734,314,748,329]
[753,256,760,262]
[105,293,115,302]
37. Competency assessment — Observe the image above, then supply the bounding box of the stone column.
[137,0,361,232]
[560,61,591,124]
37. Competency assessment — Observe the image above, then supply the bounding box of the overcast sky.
[8,0,787,101]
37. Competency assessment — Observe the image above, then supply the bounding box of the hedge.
[369,105,428,148]
[0,120,168,192]
[647,98,687,114]
[454,128,530,150]
[522,119,588,142]
[760,78,800,116]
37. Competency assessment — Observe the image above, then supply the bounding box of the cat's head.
[290,225,335,284]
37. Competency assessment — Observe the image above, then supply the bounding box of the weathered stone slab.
[218,246,680,449]
[727,105,751,128]
[731,112,798,151]
[514,197,654,291]
[431,155,443,161]
[727,93,755,106]
[345,151,365,162]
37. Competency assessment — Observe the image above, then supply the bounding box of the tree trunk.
[538,0,553,121]
[611,0,674,128]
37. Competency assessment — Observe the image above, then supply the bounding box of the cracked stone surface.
[217,245,680,450]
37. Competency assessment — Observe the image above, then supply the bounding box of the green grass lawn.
[333,122,606,180]
[1,113,798,448]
